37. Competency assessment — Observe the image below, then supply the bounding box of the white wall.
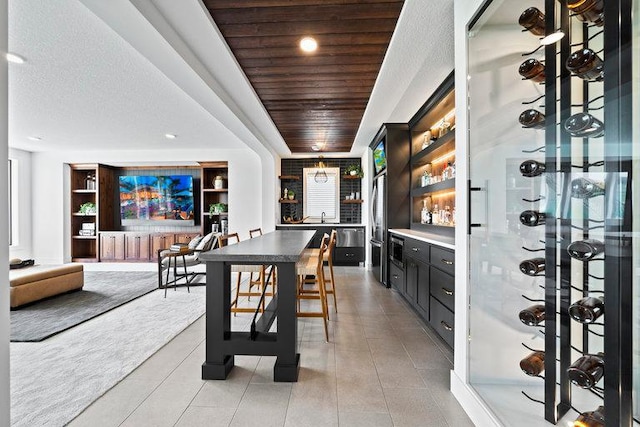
[1,0,10,423]
[30,148,264,264]
[9,148,32,261]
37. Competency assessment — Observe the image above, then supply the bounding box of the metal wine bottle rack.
[517,0,635,425]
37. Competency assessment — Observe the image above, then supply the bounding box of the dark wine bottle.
[564,112,604,138]
[519,258,545,276]
[519,210,545,227]
[569,296,604,323]
[520,351,545,376]
[519,159,546,177]
[518,109,546,129]
[573,405,605,427]
[566,48,604,81]
[567,239,604,261]
[518,7,546,36]
[571,177,605,199]
[567,0,604,27]
[519,304,545,326]
[519,59,546,83]
[567,353,604,389]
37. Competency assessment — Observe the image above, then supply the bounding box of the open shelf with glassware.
[408,72,455,236]
[200,161,229,235]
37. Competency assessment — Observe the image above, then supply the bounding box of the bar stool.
[218,233,268,315]
[303,229,338,313]
[296,234,329,342]
[249,228,276,294]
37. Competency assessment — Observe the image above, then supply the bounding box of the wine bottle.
[518,7,546,36]
[519,59,546,83]
[571,177,605,198]
[519,258,545,276]
[519,159,546,177]
[520,351,545,376]
[564,112,604,138]
[569,296,604,323]
[566,48,604,81]
[567,0,604,27]
[567,352,604,389]
[519,304,545,326]
[518,109,546,129]
[573,405,605,427]
[567,239,604,261]
[519,210,545,227]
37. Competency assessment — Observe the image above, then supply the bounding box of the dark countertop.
[199,230,316,263]
[388,228,455,250]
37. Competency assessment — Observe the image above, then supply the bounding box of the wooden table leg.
[273,262,300,382]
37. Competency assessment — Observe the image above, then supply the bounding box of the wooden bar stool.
[218,233,268,315]
[249,228,276,294]
[302,229,338,313]
[296,235,329,342]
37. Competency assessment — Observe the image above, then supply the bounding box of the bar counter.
[199,230,315,382]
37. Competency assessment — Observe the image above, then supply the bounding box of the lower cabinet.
[124,233,151,261]
[390,233,455,349]
[99,232,199,262]
[100,232,125,261]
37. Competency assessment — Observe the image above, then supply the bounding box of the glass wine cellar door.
[466,0,638,425]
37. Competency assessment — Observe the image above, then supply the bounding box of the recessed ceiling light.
[311,144,321,151]
[165,133,177,139]
[299,37,318,53]
[27,136,42,141]
[6,53,26,64]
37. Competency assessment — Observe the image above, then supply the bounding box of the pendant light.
[314,156,328,183]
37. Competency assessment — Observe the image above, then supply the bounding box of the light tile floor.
[69,267,473,427]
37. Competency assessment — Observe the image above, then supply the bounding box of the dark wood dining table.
[199,230,315,382]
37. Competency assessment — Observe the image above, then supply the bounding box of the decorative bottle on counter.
[569,296,604,323]
[573,405,605,427]
[519,304,545,326]
[420,200,431,224]
[432,203,440,225]
[567,352,604,389]
[520,351,545,376]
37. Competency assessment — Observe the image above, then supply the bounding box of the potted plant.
[79,202,96,215]
[287,190,295,200]
[345,164,364,178]
[209,203,228,216]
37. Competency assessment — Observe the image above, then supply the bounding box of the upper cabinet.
[408,72,455,236]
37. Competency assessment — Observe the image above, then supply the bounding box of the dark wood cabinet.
[124,233,150,261]
[100,232,125,261]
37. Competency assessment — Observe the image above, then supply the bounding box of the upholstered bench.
[10,264,84,308]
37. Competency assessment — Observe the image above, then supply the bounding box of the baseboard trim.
[450,371,502,427]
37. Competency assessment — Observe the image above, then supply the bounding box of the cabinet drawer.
[333,247,364,263]
[404,238,430,264]
[430,266,454,312]
[431,246,455,275]
[430,297,454,348]
[388,262,404,291]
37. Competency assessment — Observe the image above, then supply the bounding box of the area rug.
[10,280,206,427]
[11,271,163,342]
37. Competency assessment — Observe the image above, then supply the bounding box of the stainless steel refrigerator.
[370,173,385,284]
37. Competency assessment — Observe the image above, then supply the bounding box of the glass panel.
[633,0,640,420]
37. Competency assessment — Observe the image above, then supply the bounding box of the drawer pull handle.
[412,247,419,252]
[393,274,399,279]
[441,321,453,331]
[441,258,453,265]
[442,287,453,296]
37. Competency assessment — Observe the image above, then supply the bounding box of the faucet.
[321,211,326,223]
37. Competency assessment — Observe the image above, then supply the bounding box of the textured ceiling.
[6,0,454,158]
[205,0,404,154]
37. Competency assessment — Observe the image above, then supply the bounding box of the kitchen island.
[200,230,315,382]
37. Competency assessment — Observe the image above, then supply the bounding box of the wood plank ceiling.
[204,0,405,153]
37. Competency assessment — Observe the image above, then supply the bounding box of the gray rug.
[11,271,161,342]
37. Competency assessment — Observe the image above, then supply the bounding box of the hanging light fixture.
[314,156,328,183]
